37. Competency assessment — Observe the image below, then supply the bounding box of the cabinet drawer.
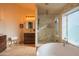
[24,33,35,44]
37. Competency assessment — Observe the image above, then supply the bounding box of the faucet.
[63,38,68,47]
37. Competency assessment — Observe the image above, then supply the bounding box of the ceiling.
[16,3,79,15]
[17,3,36,12]
[17,3,67,15]
[37,3,67,15]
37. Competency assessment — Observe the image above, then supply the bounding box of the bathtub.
[37,43,79,56]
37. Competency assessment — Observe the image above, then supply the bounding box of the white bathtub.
[37,43,79,56]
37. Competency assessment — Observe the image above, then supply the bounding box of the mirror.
[28,22,33,29]
[24,21,34,32]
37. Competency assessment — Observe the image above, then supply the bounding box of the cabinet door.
[24,33,35,44]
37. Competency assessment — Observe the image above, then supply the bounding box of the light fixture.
[26,16,35,20]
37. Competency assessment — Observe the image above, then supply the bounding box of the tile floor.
[0,44,36,56]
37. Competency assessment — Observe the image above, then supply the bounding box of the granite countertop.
[23,29,35,33]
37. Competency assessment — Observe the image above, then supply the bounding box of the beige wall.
[0,4,36,43]
[0,4,19,38]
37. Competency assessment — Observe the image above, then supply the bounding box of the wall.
[18,4,36,43]
[0,4,19,39]
[38,14,60,44]
[0,4,36,43]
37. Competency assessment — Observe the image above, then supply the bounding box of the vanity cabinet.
[0,35,6,53]
[24,33,35,44]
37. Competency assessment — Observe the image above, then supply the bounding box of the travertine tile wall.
[38,15,62,44]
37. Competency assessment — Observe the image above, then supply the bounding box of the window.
[62,10,79,46]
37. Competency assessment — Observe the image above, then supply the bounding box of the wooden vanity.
[24,33,35,44]
[0,35,6,53]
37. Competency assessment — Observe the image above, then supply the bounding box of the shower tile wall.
[38,15,60,44]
